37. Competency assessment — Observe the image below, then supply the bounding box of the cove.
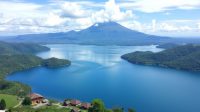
[6,44,200,112]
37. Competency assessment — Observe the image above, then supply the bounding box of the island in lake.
[122,44,200,71]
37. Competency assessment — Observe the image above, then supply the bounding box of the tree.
[22,97,32,105]
[7,108,12,112]
[88,99,105,112]
[0,99,6,110]
[128,108,136,112]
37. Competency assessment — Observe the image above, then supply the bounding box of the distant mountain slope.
[122,44,200,71]
[1,22,172,45]
[0,41,50,55]
[2,22,200,45]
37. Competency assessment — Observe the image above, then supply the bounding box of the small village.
[28,93,91,112]
[0,93,136,112]
[0,93,93,112]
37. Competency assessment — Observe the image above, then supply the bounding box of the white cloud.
[164,12,171,15]
[44,13,67,27]
[158,23,179,32]
[198,23,200,30]
[119,0,200,13]
[0,1,44,18]
[0,0,199,37]
[59,2,89,18]
[91,0,134,23]
[152,19,156,32]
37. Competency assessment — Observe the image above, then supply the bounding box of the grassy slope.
[0,94,19,108]
[10,106,71,112]
[122,44,200,71]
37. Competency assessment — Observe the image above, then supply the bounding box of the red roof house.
[28,93,44,105]
[70,100,81,106]
[81,102,91,109]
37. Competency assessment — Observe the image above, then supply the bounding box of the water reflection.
[37,44,162,66]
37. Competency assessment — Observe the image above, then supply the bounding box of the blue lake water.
[6,44,200,112]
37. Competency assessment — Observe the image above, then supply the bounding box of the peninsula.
[122,44,200,72]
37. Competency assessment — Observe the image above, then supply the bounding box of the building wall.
[31,98,43,105]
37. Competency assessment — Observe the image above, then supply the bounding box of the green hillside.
[42,57,71,68]
[0,41,50,55]
[0,55,42,79]
[0,94,19,108]
[122,44,200,71]
[0,42,70,96]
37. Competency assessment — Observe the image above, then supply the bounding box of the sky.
[0,0,200,37]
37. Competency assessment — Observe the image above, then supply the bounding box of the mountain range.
[1,22,200,45]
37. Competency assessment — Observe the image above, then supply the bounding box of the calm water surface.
[6,44,200,112]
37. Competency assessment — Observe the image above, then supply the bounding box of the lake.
[6,44,200,112]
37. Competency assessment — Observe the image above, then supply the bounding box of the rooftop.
[28,93,44,100]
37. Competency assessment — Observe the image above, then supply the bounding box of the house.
[70,100,81,106]
[81,102,91,109]
[63,99,70,106]
[28,93,44,105]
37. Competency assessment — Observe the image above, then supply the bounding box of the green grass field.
[0,94,19,108]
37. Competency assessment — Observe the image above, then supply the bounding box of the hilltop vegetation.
[122,44,200,71]
[0,55,42,79]
[0,41,49,55]
[42,57,71,68]
[0,41,70,96]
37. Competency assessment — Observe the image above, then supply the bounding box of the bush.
[22,97,32,106]
[0,99,6,110]
[89,99,105,112]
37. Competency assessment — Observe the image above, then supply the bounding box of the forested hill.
[122,44,200,71]
[0,42,70,79]
[0,42,70,96]
[0,41,50,55]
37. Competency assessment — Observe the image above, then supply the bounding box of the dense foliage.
[0,42,70,96]
[0,55,42,79]
[0,81,31,97]
[22,97,32,106]
[0,55,42,96]
[0,99,6,110]
[42,57,71,68]
[89,99,105,112]
[122,44,200,71]
[0,41,49,55]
